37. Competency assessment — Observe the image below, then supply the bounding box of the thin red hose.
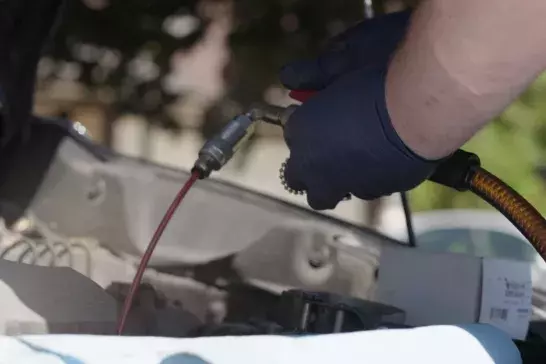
[116,170,200,335]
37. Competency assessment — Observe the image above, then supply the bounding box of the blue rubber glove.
[280,11,440,210]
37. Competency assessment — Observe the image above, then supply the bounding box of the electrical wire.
[68,240,93,277]
[116,170,200,335]
[1,238,38,264]
[0,215,93,272]
[400,192,416,247]
[23,239,58,266]
[53,241,74,268]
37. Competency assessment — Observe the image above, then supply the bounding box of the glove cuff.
[374,67,443,165]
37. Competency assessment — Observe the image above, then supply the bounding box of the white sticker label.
[479,259,533,340]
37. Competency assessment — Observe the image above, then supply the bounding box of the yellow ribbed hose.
[469,168,546,261]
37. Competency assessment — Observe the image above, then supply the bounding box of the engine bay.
[0,118,544,364]
[0,117,405,334]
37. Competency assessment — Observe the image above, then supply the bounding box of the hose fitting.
[247,103,298,127]
[428,150,481,191]
[192,103,299,179]
[192,114,255,179]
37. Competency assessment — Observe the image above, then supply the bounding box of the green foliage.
[410,74,546,215]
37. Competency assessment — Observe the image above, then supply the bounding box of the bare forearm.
[386,0,546,159]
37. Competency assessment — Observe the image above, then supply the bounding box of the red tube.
[116,170,200,335]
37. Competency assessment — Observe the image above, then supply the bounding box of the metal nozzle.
[248,103,298,127]
[193,103,297,179]
[192,114,255,179]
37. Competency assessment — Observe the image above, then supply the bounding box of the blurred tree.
[38,0,403,148]
[38,0,207,144]
[36,0,418,135]
[38,0,546,224]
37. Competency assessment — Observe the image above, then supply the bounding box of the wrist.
[372,69,440,165]
[384,43,470,161]
[384,76,448,161]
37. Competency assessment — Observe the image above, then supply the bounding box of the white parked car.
[382,209,538,263]
[381,208,546,321]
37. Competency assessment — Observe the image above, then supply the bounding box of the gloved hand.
[280,10,440,210]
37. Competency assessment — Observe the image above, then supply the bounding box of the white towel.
[0,324,521,364]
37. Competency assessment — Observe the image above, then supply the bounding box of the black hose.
[400,192,416,247]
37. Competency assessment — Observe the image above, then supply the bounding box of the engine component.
[0,206,93,276]
[274,289,406,334]
[0,259,117,335]
[188,288,406,337]
[111,282,203,337]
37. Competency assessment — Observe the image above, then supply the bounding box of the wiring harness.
[0,203,93,275]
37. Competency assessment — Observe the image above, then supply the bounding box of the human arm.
[279,3,546,210]
[387,0,546,159]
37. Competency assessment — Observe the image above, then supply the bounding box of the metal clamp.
[279,158,352,201]
[279,158,305,196]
